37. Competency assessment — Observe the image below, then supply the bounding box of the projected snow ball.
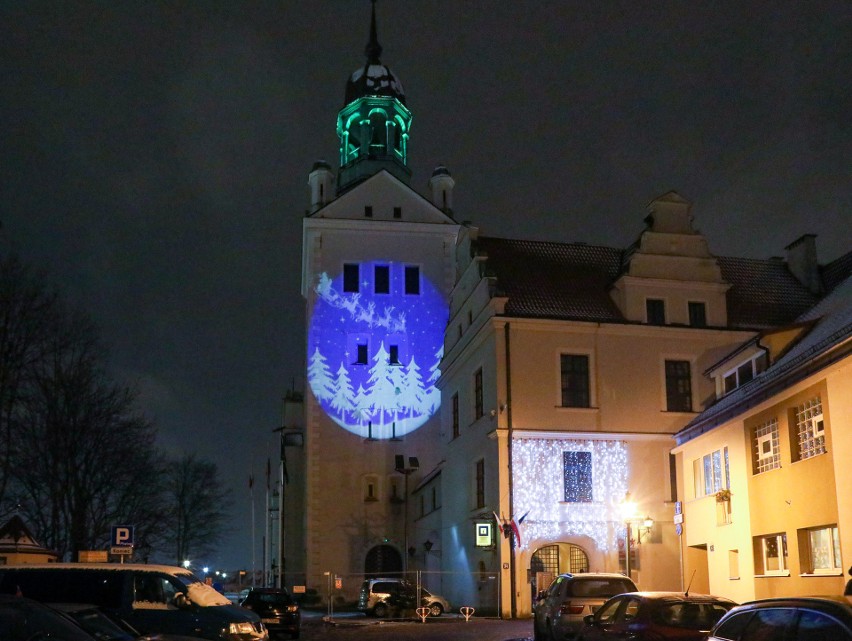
[308,261,445,438]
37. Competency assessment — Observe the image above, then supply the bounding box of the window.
[693,447,729,498]
[792,396,826,461]
[754,532,787,575]
[560,354,590,408]
[388,477,400,502]
[404,265,420,295]
[363,475,379,502]
[431,486,437,510]
[646,299,666,325]
[752,418,780,474]
[356,343,369,365]
[721,353,768,396]
[728,549,739,579]
[475,459,485,509]
[800,525,841,574]
[374,265,390,294]
[688,301,707,327]
[343,263,359,293]
[563,451,593,503]
[473,367,484,420]
[665,360,692,412]
[364,205,373,217]
[388,345,399,364]
[451,393,459,439]
[393,206,401,218]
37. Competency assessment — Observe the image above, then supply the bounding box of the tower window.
[375,265,390,294]
[388,345,400,365]
[343,263,359,293]
[405,266,420,295]
[665,360,692,412]
[364,206,373,217]
[356,344,369,365]
[393,206,402,218]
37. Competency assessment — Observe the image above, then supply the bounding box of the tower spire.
[365,0,382,64]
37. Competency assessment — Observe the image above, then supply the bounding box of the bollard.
[460,606,475,621]
[416,606,431,622]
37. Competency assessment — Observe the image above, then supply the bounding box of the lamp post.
[620,492,654,580]
[394,454,419,575]
[273,425,304,590]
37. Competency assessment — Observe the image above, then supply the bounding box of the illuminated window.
[560,354,590,408]
[752,418,780,474]
[800,525,841,574]
[693,447,729,498]
[451,393,459,439]
[792,396,825,461]
[665,360,692,412]
[646,299,665,325]
[343,263,359,293]
[474,367,484,420]
[405,266,420,295]
[475,459,485,509]
[375,265,390,294]
[688,301,707,327]
[563,451,593,503]
[754,532,787,575]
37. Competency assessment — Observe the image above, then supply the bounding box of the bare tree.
[0,253,59,514]
[12,307,167,559]
[165,453,231,565]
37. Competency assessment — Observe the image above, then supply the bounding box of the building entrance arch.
[530,542,590,598]
[364,544,403,577]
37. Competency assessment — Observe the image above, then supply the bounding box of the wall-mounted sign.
[475,522,493,547]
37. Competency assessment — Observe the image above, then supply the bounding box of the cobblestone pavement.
[298,612,534,641]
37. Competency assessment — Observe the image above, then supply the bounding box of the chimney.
[429,165,454,216]
[785,234,822,294]
[308,160,334,213]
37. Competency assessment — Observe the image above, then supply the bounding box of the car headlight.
[286,605,299,613]
[229,622,256,634]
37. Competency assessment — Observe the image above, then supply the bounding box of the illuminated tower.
[294,1,459,599]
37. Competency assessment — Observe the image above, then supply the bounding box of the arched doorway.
[530,543,590,598]
[364,544,403,577]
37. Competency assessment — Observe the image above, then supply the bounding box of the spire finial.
[365,0,382,64]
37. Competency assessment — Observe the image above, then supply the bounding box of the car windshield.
[567,579,635,598]
[651,602,733,629]
[254,592,294,605]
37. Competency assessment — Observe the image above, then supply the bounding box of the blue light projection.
[308,261,445,438]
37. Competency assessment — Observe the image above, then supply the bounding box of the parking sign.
[111,525,135,547]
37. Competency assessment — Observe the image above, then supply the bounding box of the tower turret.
[336,0,412,194]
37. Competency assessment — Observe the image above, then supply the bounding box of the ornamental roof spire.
[365,0,382,64]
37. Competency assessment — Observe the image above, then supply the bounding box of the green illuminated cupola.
[337,0,412,194]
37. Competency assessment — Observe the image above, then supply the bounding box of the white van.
[0,563,268,641]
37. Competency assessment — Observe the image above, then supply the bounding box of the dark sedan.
[707,596,852,641]
[240,588,300,640]
[579,591,737,641]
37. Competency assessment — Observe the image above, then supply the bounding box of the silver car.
[358,578,450,617]
[533,572,636,641]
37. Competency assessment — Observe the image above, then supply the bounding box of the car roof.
[558,572,634,580]
[623,591,737,604]
[738,596,852,611]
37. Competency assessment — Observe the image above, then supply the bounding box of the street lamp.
[394,454,419,574]
[620,493,638,579]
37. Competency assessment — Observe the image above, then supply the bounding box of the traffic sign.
[111,525,135,547]
[111,546,133,555]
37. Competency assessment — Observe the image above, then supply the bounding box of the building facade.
[285,4,851,616]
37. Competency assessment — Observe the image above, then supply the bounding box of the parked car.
[239,588,300,639]
[50,602,201,641]
[707,596,852,641]
[0,563,268,641]
[533,572,637,641]
[0,594,97,641]
[578,591,736,640]
[357,578,451,617]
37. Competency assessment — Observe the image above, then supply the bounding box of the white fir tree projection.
[307,262,447,438]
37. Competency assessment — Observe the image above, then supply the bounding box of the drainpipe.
[505,322,516,618]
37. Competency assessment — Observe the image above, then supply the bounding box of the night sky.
[2,2,849,571]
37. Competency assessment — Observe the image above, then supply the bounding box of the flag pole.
[250,472,256,587]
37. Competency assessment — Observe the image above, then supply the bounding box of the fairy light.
[512,437,629,551]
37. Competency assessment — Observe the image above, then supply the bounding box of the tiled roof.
[476,237,625,322]
[717,256,820,329]
[676,273,852,444]
[821,250,852,294]
[476,236,823,329]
